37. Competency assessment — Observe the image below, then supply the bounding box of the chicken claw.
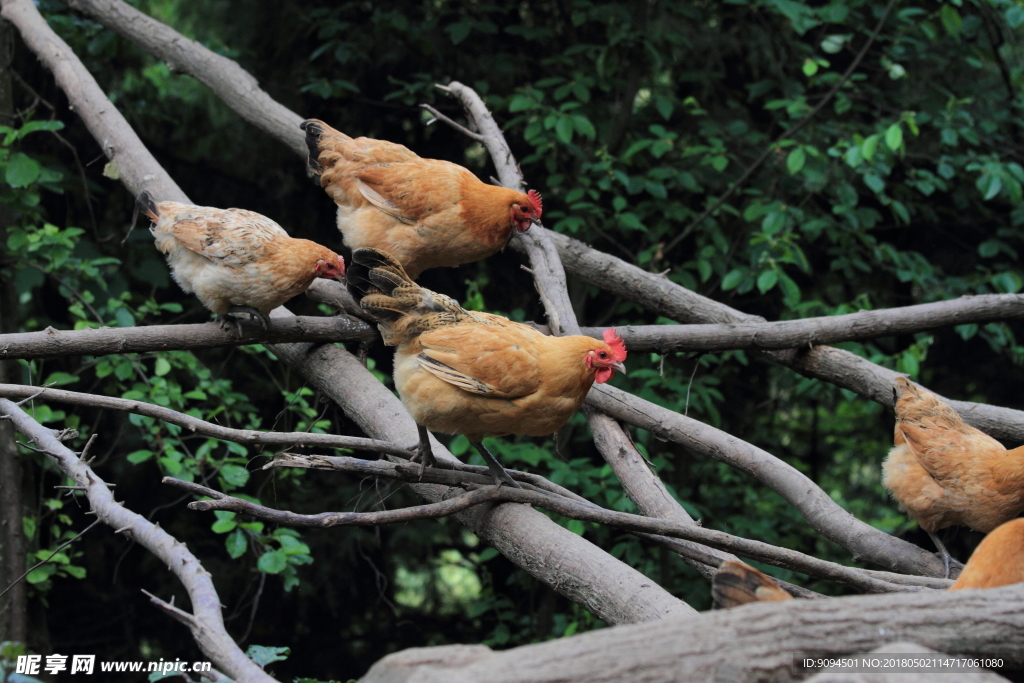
[408,425,439,479]
[228,305,270,330]
[471,441,522,489]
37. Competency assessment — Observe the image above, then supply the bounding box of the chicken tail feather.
[712,561,794,609]
[137,191,159,221]
[348,248,468,345]
[300,119,328,177]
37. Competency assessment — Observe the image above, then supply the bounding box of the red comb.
[602,328,627,362]
[527,189,543,217]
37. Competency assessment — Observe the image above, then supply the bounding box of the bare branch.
[1,0,186,201]
[0,384,416,459]
[438,81,735,580]
[61,0,307,158]
[167,471,929,595]
[561,293,1024,352]
[587,384,947,577]
[0,315,375,360]
[419,103,487,142]
[264,452,598,506]
[165,477,510,527]
[0,399,276,683]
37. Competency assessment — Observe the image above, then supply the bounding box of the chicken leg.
[228,305,270,330]
[409,424,438,478]
[470,441,522,489]
[928,531,955,579]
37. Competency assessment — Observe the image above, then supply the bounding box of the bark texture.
[360,584,1024,683]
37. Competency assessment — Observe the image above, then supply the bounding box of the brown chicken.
[883,376,1024,577]
[347,248,626,485]
[302,119,543,279]
[142,192,345,329]
[712,560,794,609]
[949,518,1024,591]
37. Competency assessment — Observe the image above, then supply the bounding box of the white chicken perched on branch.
[140,192,345,330]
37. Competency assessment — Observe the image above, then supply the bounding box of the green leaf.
[801,59,818,77]
[555,116,574,144]
[940,4,962,40]
[446,20,472,45]
[1007,6,1024,28]
[820,34,846,54]
[756,269,778,293]
[6,152,40,188]
[226,529,247,559]
[762,211,786,236]
[258,549,288,574]
[977,174,1002,201]
[572,115,596,139]
[786,147,806,174]
[861,135,879,161]
[508,95,536,113]
[43,371,79,386]
[26,564,55,584]
[154,357,171,377]
[863,173,885,193]
[23,516,36,540]
[126,449,154,464]
[721,268,746,291]
[884,124,903,151]
[710,155,728,172]
[218,464,249,489]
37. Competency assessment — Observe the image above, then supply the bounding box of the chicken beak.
[611,361,627,376]
[529,216,542,226]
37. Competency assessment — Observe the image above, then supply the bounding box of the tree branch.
[0,315,375,360]
[0,399,276,683]
[165,472,935,595]
[438,80,736,580]
[587,383,947,577]
[61,0,307,158]
[0,0,186,201]
[361,584,1024,683]
[0,384,417,459]
[558,293,1024,352]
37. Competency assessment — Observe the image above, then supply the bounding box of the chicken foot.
[927,531,964,579]
[216,307,270,337]
[408,424,439,478]
[471,441,522,489]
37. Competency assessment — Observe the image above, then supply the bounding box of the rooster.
[949,518,1024,591]
[301,119,543,279]
[712,560,794,609]
[883,376,1024,577]
[347,248,626,485]
[142,192,345,330]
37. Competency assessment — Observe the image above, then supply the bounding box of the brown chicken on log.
[883,376,1024,577]
[302,119,542,279]
[142,192,345,330]
[347,248,625,485]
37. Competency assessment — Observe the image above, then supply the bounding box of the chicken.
[712,560,794,609]
[949,518,1024,591]
[301,119,543,279]
[346,248,626,485]
[141,192,345,329]
[883,376,1024,577]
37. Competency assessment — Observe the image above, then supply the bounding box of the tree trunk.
[0,15,27,645]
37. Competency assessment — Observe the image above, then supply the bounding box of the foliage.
[2,0,1024,680]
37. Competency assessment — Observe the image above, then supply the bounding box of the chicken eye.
[599,351,608,358]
